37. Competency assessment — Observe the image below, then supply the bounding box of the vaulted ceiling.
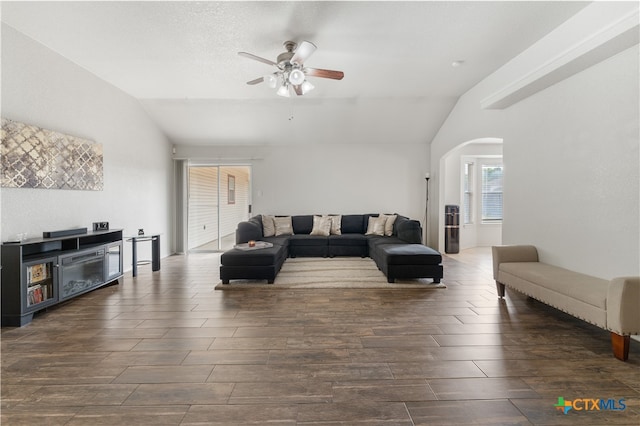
[1,1,588,146]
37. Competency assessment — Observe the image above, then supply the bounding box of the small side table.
[127,234,161,277]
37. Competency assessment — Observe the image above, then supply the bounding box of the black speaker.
[43,228,87,238]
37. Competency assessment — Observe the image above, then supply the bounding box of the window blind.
[481,165,503,222]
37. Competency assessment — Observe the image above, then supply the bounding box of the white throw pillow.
[262,215,276,237]
[381,214,397,236]
[274,216,294,236]
[365,215,387,236]
[310,215,332,236]
[325,215,342,235]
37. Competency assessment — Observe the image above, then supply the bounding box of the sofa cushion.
[368,236,406,252]
[341,215,365,234]
[310,215,332,236]
[379,244,442,265]
[262,236,291,247]
[289,235,329,246]
[291,215,313,234]
[274,216,294,236]
[392,214,409,236]
[236,217,263,244]
[249,215,262,227]
[328,233,368,246]
[395,217,422,243]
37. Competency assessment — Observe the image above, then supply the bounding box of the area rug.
[215,257,446,290]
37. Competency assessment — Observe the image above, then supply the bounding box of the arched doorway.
[435,138,503,253]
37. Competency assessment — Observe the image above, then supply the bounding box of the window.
[463,162,473,224]
[481,165,503,222]
[227,175,235,204]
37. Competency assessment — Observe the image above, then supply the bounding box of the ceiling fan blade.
[246,77,264,85]
[290,41,317,65]
[238,52,277,67]
[304,68,344,80]
[293,85,303,96]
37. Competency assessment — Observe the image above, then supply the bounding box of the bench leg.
[496,281,506,299]
[611,332,630,361]
[222,280,230,284]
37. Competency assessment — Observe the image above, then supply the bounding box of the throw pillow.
[274,216,294,236]
[365,215,387,236]
[325,215,342,235]
[381,214,397,236]
[262,215,276,237]
[310,215,332,236]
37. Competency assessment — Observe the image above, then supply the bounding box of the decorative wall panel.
[1,118,103,190]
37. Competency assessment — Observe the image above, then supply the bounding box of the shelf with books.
[24,258,57,309]
[26,262,54,307]
[27,262,51,284]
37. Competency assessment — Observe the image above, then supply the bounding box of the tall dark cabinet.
[1,229,123,326]
[445,205,460,254]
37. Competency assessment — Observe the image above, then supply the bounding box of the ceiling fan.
[238,40,344,97]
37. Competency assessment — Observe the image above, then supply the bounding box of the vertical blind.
[481,165,503,221]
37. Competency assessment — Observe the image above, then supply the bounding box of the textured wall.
[1,24,173,267]
[501,47,639,277]
[429,2,639,278]
[175,141,429,224]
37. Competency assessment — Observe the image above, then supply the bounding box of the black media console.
[1,229,124,326]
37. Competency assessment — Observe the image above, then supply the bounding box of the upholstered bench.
[220,244,288,284]
[372,244,443,283]
[493,245,640,361]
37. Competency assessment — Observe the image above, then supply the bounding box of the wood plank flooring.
[2,248,639,425]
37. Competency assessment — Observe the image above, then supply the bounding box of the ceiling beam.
[481,8,639,110]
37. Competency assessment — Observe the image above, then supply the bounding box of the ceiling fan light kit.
[288,69,305,86]
[300,80,314,95]
[276,84,290,98]
[239,40,344,97]
[264,74,278,89]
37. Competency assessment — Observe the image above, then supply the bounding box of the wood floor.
[2,248,639,425]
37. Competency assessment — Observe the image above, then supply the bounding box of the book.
[27,263,48,284]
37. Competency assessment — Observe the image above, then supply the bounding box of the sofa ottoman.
[373,244,443,283]
[220,244,288,284]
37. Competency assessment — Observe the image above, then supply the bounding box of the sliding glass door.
[187,165,251,252]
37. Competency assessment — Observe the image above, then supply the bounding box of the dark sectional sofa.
[220,214,443,284]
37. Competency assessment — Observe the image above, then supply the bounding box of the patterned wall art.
[1,118,103,190]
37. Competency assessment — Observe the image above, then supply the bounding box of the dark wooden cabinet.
[1,229,123,326]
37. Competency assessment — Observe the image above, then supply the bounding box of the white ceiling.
[1,1,588,146]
